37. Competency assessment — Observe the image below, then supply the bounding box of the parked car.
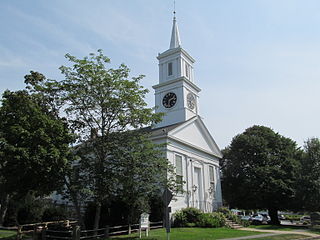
[261,213,271,223]
[251,214,264,224]
[278,214,285,220]
[251,214,271,224]
[240,215,252,221]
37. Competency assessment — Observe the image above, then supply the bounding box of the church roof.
[143,121,185,138]
[148,116,223,159]
[169,16,181,49]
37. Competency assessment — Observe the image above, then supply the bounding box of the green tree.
[109,131,175,229]
[35,50,168,230]
[0,89,73,225]
[221,125,300,225]
[296,138,320,211]
[23,71,87,226]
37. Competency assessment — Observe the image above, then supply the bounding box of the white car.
[251,214,264,222]
[251,214,270,224]
[240,215,252,221]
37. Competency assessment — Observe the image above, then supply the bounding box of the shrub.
[173,208,226,228]
[182,207,203,224]
[172,207,203,227]
[240,219,251,227]
[211,212,226,227]
[196,212,226,228]
[217,207,232,216]
[172,210,187,227]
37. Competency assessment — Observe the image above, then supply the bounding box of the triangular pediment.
[167,117,222,158]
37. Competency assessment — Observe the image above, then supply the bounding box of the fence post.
[72,225,81,240]
[32,225,37,240]
[64,220,70,227]
[128,224,131,235]
[104,225,109,239]
[41,226,47,240]
[16,226,22,240]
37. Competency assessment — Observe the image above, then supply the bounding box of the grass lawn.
[111,227,266,240]
[0,230,16,239]
[249,224,320,234]
[249,234,309,240]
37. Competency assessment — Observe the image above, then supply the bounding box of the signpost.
[162,188,173,240]
[139,212,149,239]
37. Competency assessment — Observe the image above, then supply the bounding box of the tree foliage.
[221,125,301,224]
[0,90,72,196]
[109,131,174,224]
[296,138,320,211]
[26,50,171,229]
[0,89,73,225]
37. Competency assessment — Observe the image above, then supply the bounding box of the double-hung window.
[175,155,183,193]
[209,166,215,197]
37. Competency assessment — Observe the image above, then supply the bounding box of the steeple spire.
[169,13,181,49]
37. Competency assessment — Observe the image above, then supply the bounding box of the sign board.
[140,213,149,229]
[139,213,149,238]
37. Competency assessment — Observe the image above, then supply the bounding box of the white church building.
[150,15,223,213]
[52,14,223,215]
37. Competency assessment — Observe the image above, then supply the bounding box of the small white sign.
[140,213,149,229]
[139,213,149,238]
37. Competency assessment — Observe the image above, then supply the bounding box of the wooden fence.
[3,220,163,240]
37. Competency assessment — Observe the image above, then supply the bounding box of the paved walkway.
[221,233,281,240]
[220,227,320,240]
[240,227,320,237]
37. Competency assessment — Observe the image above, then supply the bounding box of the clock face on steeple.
[162,92,177,108]
[187,92,196,110]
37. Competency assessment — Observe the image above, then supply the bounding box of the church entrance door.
[193,167,203,210]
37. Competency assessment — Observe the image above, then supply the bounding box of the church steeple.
[169,15,181,49]
[153,13,201,128]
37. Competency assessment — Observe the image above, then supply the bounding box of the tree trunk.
[93,202,101,233]
[268,207,280,225]
[70,193,84,228]
[0,193,10,226]
[65,178,85,228]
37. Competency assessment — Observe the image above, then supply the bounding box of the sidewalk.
[220,227,320,240]
[240,227,320,237]
[221,233,282,240]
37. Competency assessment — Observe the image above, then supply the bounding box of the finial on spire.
[169,0,181,49]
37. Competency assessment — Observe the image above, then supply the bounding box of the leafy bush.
[240,219,251,227]
[228,213,240,222]
[217,207,232,216]
[172,208,202,227]
[173,208,226,228]
[196,212,226,228]
[183,208,203,224]
[172,210,187,227]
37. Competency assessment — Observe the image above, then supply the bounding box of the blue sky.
[1,0,320,149]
